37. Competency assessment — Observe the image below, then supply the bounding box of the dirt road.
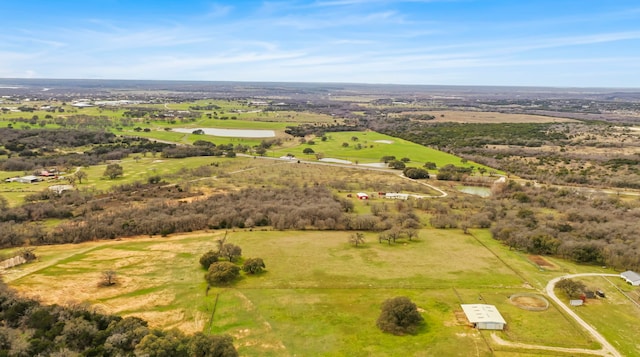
[545,273,622,357]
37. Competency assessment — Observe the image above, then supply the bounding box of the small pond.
[172,127,275,138]
[457,186,492,197]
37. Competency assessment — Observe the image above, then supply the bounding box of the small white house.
[461,304,506,330]
[621,271,640,286]
[356,192,369,200]
[570,299,584,306]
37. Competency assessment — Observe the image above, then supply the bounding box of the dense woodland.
[0,185,353,247]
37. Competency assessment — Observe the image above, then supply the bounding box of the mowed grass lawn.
[4,228,606,356]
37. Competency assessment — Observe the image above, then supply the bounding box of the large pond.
[172,128,275,138]
[457,186,492,197]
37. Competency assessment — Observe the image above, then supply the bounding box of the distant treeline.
[0,128,116,151]
[285,123,365,137]
[372,122,568,148]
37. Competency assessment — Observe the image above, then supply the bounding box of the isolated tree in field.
[18,247,37,261]
[104,163,124,179]
[403,167,429,179]
[424,162,437,170]
[303,147,315,155]
[205,262,240,286]
[199,250,219,270]
[381,155,396,163]
[349,232,365,247]
[100,270,117,286]
[379,231,392,245]
[220,243,242,262]
[376,296,424,335]
[404,229,419,241]
[216,233,228,251]
[242,258,266,274]
[66,175,76,186]
[74,169,88,184]
[556,278,586,299]
[388,160,406,170]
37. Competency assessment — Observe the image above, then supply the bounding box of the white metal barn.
[620,271,640,286]
[461,304,507,330]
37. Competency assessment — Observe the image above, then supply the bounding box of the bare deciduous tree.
[349,232,365,247]
[100,270,117,287]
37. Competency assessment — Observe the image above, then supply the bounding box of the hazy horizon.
[2,77,640,92]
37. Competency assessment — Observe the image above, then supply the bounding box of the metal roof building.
[461,304,507,330]
[621,271,640,286]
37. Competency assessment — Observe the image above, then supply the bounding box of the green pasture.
[118,127,278,147]
[4,228,623,356]
[274,131,495,172]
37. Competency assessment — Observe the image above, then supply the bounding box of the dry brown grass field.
[402,110,579,123]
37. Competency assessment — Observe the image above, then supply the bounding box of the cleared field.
[4,228,614,356]
[400,111,579,123]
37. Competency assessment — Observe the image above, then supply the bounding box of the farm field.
[393,110,580,124]
[4,228,628,356]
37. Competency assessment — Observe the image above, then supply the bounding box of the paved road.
[545,273,622,357]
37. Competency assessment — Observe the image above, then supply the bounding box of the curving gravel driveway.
[545,273,622,357]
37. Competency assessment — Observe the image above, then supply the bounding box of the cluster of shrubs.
[199,237,266,287]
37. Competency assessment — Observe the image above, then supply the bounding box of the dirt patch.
[528,255,556,269]
[510,293,549,311]
[454,310,470,325]
[408,110,578,123]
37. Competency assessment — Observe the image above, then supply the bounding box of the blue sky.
[1,0,640,87]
